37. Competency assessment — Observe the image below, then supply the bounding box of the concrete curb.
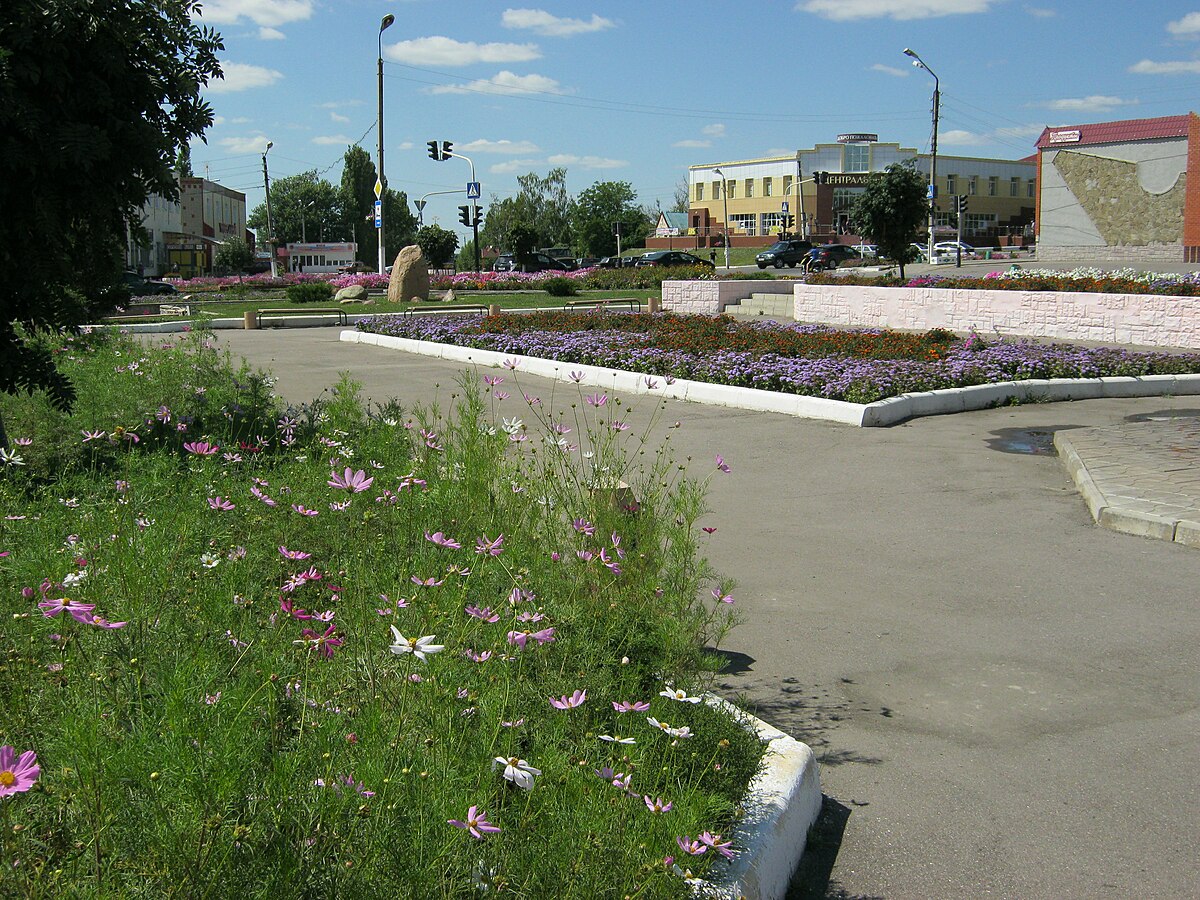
[699,697,822,900]
[342,330,1200,428]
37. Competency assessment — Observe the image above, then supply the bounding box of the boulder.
[335,285,368,304]
[442,289,456,303]
[387,246,430,304]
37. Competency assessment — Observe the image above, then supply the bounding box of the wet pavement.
[211,328,1200,900]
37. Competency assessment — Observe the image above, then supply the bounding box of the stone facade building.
[1035,113,1199,262]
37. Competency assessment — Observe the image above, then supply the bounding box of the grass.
[0,328,763,898]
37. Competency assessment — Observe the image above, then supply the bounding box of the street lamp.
[261,141,277,278]
[903,47,939,266]
[377,13,395,276]
[713,167,730,270]
[300,200,314,243]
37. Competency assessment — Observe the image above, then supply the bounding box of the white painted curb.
[697,698,823,900]
[342,330,1200,427]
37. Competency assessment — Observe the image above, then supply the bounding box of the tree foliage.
[415,225,459,268]
[571,181,650,257]
[213,236,254,274]
[479,168,573,252]
[0,0,222,417]
[848,161,928,279]
[248,171,343,248]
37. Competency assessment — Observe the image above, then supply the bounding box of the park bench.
[565,298,642,312]
[254,307,348,327]
[401,304,489,317]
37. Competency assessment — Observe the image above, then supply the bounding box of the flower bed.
[811,266,1200,296]
[356,311,1200,405]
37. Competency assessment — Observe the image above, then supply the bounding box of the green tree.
[339,145,378,265]
[509,224,539,271]
[415,225,458,268]
[478,168,573,252]
[247,171,341,248]
[848,161,928,279]
[0,0,222,434]
[571,181,650,257]
[672,177,690,213]
[213,236,254,274]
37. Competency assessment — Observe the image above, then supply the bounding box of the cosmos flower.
[549,689,586,710]
[448,805,501,839]
[0,746,39,797]
[388,628,444,661]
[493,755,540,790]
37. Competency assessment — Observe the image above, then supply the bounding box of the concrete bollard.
[488,303,501,317]
[243,311,258,330]
[647,296,661,314]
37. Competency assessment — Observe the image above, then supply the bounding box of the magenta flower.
[295,624,343,658]
[644,795,673,813]
[448,805,502,839]
[81,430,106,442]
[291,504,319,517]
[503,358,520,370]
[549,689,586,710]
[572,518,595,536]
[483,374,504,387]
[568,370,584,383]
[644,377,659,389]
[279,546,312,560]
[251,486,278,507]
[424,531,461,549]
[37,597,95,619]
[585,392,607,407]
[612,700,650,713]
[411,575,445,587]
[610,420,629,432]
[699,831,736,859]
[328,467,374,493]
[183,440,220,456]
[83,614,127,630]
[715,455,731,474]
[530,627,556,645]
[474,533,504,556]
[465,605,500,623]
[207,496,235,511]
[465,649,492,662]
[711,588,734,604]
[676,836,708,856]
[0,746,40,797]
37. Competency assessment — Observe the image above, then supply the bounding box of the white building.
[284,242,357,273]
[125,194,182,276]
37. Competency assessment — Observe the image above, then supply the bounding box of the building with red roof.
[1035,113,1199,262]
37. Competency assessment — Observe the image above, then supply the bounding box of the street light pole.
[261,141,277,278]
[904,48,939,266]
[377,13,395,276]
[443,148,481,272]
[713,167,730,270]
[795,152,807,239]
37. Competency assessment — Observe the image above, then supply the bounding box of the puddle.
[991,429,1056,455]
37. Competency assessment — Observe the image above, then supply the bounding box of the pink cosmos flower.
[612,700,650,713]
[183,441,220,456]
[37,597,95,619]
[328,467,374,493]
[251,486,278,507]
[424,531,461,549]
[84,614,127,629]
[291,504,319,517]
[207,496,235,511]
[465,649,492,663]
[676,836,708,856]
[502,358,519,370]
[644,377,659,390]
[465,605,500,623]
[294,624,342,659]
[644,796,673,813]
[482,374,504,387]
[585,393,607,407]
[711,588,734,604]
[474,533,504,556]
[611,420,629,432]
[514,611,544,623]
[411,575,445,587]
[568,370,584,383]
[699,831,736,859]
[448,805,502,839]
[279,546,312,560]
[715,455,731,474]
[572,518,595,536]
[0,746,40,797]
[549,689,586,710]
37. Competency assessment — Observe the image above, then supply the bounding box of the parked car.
[576,257,601,269]
[633,251,715,269]
[122,271,178,296]
[850,244,878,260]
[492,252,571,273]
[755,239,813,269]
[933,241,978,259]
[801,244,860,271]
[597,256,638,268]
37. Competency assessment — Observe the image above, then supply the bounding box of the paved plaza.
[214,328,1200,899]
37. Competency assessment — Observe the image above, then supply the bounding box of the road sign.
[926,184,936,199]
[374,199,382,228]
[466,181,481,199]
[414,199,427,211]
[781,201,789,213]
[374,180,383,199]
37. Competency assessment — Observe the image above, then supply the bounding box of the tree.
[0,0,222,434]
[415,225,458,268]
[478,168,573,252]
[213,236,253,274]
[672,177,691,213]
[509,224,539,271]
[339,145,378,265]
[848,161,928,279]
[247,171,341,248]
[571,181,650,257]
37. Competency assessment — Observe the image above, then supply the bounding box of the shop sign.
[837,133,878,143]
[1047,130,1081,144]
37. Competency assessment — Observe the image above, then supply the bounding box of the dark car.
[755,239,813,269]
[576,257,601,269]
[597,256,638,268]
[633,251,715,269]
[122,271,178,296]
[492,252,571,274]
[802,244,860,272]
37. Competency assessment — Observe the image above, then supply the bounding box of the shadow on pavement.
[787,797,883,899]
[1124,407,1200,422]
[983,424,1082,456]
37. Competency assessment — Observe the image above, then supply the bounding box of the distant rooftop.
[1035,114,1192,150]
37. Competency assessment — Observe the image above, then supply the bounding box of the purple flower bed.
[356,313,1200,405]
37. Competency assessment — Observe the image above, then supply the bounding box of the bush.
[285,281,335,304]
[542,276,579,297]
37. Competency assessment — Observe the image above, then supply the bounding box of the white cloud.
[196,0,314,27]
[702,123,726,137]
[330,111,350,123]
[312,134,353,145]
[501,8,616,37]
[871,63,910,77]
[1167,12,1200,35]
[490,158,542,175]
[212,115,226,126]
[939,129,986,145]
[797,0,996,21]
[397,141,414,151]
[459,139,542,154]
[430,71,566,96]
[546,153,626,169]
[1024,4,1055,16]
[218,134,273,154]
[1038,95,1137,112]
[231,116,252,124]
[318,100,364,109]
[387,36,540,66]
[673,139,712,148]
[258,26,285,40]
[1129,59,1200,75]
[207,62,283,93]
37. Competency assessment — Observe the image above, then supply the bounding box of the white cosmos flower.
[598,734,636,744]
[660,687,701,704]
[388,627,444,661]
[493,755,541,790]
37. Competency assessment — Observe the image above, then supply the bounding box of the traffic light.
[458,205,470,226]
[441,140,453,159]
[813,171,828,185]
[428,140,454,161]
[957,194,969,214]
[782,214,795,230]
[427,140,440,160]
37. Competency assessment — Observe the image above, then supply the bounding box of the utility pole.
[262,141,277,278]
[377,13,395,275]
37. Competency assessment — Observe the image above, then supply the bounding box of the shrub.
[285,281,335,304]
[542,276,579,297]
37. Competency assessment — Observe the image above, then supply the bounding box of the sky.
[190,0,1200,243]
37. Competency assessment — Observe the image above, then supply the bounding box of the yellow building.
[683,133,1036,249]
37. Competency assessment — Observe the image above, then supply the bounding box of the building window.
[843,143,869,172]
[831,186,862,214]
[726,180,736,199]
[1027,179,1036,198]
[968,176,978,196]
[988,177,998,196]
[764,178,773,197]
[945,174,957,195]
[695,183,704,202]
[783,175,793,196]
[744,179,754,198]
[730,213,756,236]
[1010,177,1020,197]
[761,212,783,233]
[712,181,721,199]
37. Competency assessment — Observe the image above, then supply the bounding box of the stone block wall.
[661,279,788,315]
[793,283,1200,350]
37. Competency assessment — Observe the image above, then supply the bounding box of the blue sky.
[191,1,1200,239]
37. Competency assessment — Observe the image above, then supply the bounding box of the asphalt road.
[213,328,1200,900]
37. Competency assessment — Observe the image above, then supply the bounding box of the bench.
[159,304,192,316]
[566,297,642,312]
[254,307,348,327]
[401,303,489,317]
